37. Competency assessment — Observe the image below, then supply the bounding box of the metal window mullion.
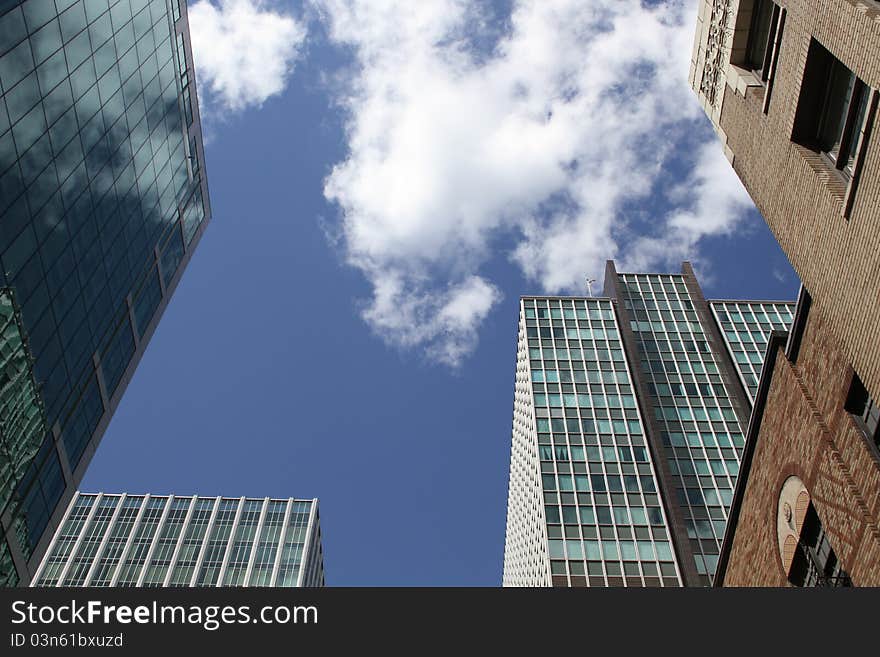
[243,498,269,587]
[83,495,126,586]
[842,87,878,218]
[56,494,102,587]
[109,495,151,587]
[162,495,196,587]
[125,292,141,349]
[30,491,80,586]
[154,245,167,296]
[269,498,294,587]
[214,497,244,586]
[835,78,867,171]
[303,521,315,587]
[135,496,173,587]
[306,511,323,586]
[758,6,776,81]
[296,500,319,587]
[168,11,192,166]
[189,496,222,587]
[310,510,324,586]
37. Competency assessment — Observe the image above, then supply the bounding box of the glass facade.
[710,301,795,404]
[0,287,47,527]
[0,0,210,586]
[503,264,795,587]
[503,296,683,587]
[31,494,324,587]
[618,273,746,583]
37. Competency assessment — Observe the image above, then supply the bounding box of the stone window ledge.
[726,64,763,98]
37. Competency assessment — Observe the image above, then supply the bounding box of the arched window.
[777,476,851,587]
[788,504,851,587]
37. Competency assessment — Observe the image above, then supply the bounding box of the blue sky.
[82,0,800,585]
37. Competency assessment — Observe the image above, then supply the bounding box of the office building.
[502,261,793,587]
[691,1,880,585]
[0,0,211,585]
[31,493,324,587]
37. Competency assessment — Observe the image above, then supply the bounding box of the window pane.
[839,84,869,172]
[816,61,855,160]
[746,0,773,71]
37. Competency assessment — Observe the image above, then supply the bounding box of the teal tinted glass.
[0,0,209,584]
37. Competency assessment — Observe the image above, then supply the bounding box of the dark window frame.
[793,40,875,186]
[788,504,851,587]
[815,63,870,176]
[731,0,787,112]
[845,373,880,457]
[784,286,811,363]
[745,0,781,83]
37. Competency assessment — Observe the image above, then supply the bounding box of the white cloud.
[316,0,754,365]
[361,273,501,367]
[620,142,754,272]
[189,0,307,115]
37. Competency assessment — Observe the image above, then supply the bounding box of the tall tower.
[502,262,793,586]
[0,0,211,585]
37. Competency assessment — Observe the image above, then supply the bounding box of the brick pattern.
[716,0,880,408]
[723,301,880,586]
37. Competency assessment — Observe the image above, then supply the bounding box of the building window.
[729,0,786,112]
[793,40,874,180]
[788,504,850,587]
[844,373,880,453]
[815,64,869,176]
[745,0,782,83]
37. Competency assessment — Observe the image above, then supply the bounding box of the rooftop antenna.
[586,277,596,298]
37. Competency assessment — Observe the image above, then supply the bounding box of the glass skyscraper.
[0,0,211,585]
[709,301,794,404]
[502,262,794,586]
[31,493,324,587]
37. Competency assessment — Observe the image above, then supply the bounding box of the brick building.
[690,0,880,585]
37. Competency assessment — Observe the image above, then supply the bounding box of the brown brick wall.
[717,0,880,408]
[724,300,880,586]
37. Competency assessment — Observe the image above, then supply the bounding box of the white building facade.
[30,493,324,587]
